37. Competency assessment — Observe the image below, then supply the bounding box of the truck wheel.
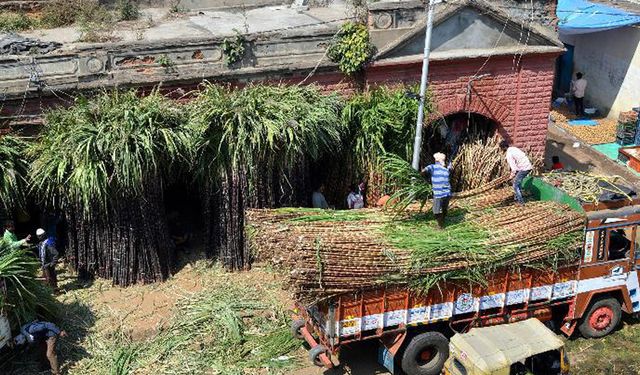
[578,297,622,338]
[291,319,306,340]
[401,331,449,375]
[309,345,329,367]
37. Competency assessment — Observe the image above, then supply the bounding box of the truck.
[292,177,640,375]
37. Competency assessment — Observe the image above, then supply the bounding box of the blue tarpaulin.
[558,0,640,34]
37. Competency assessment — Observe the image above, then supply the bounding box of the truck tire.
[309,345,329,367]
[401,331,449,375]
[578,296,622,338]
[291,319,306,340]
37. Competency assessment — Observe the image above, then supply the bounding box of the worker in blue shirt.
[422,152,452,229]
[12,321,67,374]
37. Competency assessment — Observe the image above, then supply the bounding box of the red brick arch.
[428,95,511,126]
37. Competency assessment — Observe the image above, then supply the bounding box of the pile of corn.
[248,187,584,302]
[551,108,617,145]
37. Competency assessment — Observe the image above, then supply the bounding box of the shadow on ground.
[0,273,97,375]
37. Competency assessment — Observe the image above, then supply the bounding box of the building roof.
[558,0,640,34]
[374,0,563,63]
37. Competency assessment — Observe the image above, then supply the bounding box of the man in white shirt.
[500,141,533,205]
[346,184,364,209]
[571,72,587,116]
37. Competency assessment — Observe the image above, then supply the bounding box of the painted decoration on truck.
[530,285,553,301]
[479,293,505,310]
[583,231,594,263]
[408,306,429,324]
[430,302,453,321]
[625,271,640,313]
[384,309,406,327]
[339,317,360,337]
[454,293,479,315]
[362,314,383,331]
[506,289,530,305]
[552,280,577,300]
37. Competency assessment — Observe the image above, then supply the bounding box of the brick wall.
[363,53,558,154]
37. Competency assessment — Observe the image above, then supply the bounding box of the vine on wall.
[222,30,246,67]
[327,22,376,76]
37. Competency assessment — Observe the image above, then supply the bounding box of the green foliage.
[342,85,422,167]
[0,135,29,214]
[40,0,109,28]
[156,54,175,68]
[328,21,376,75]
[121,283,299,374]
[0,12,35,32]
[29,89,192,218]
[0,242,58,329]
[222,31,246,67]
[117,0,140,21]
[380,153,432,211]
[190,83,344,178]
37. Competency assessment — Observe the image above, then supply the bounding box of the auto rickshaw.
[444,318,570,375]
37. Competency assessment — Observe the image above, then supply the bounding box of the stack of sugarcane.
[541,171,633,204]
[30,90,191,286]
[449,135,543,192]
[190,84,345,270]
[248,196,584,302]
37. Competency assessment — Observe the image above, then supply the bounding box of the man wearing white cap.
[422,152,452,229]
[36,228,59,290]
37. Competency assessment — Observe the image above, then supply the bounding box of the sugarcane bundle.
[30,89,191,286]
[248,199,584,302]
[541,171,633,204]
[450,135,508,191]
[190,83,345,270]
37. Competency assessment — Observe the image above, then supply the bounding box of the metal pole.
[411,0,436,171]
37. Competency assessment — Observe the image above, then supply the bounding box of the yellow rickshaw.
[444,318,570,375]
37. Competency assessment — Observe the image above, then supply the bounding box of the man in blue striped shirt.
[422,152,452,229]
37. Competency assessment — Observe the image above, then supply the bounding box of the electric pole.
[411,0,437,171]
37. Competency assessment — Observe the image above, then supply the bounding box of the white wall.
[562,26,640,119]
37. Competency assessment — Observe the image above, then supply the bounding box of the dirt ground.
[4,249,640,374]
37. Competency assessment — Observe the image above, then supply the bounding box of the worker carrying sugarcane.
[2,220,31,249]
[11,321,67,375]
[36,228,59,291]
[422,152,451,229]
[499,141,533,205]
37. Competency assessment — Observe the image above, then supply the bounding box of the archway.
[423,112,500,164]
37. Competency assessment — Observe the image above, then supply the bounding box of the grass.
[1,258,303,375]
[566,317,640,374]
[0,12,36,32]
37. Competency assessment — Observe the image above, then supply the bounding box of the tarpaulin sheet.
[558,0,640,35]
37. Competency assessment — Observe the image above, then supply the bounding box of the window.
[609,227,633,261]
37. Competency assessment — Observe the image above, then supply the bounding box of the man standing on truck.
[2,220,31,249]
[500,141,533,205]
[12,320,67,375]
[422,152,451,229]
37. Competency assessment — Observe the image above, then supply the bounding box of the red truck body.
[295,198,640,373]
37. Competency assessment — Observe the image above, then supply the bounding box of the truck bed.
[303,266,578,349]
